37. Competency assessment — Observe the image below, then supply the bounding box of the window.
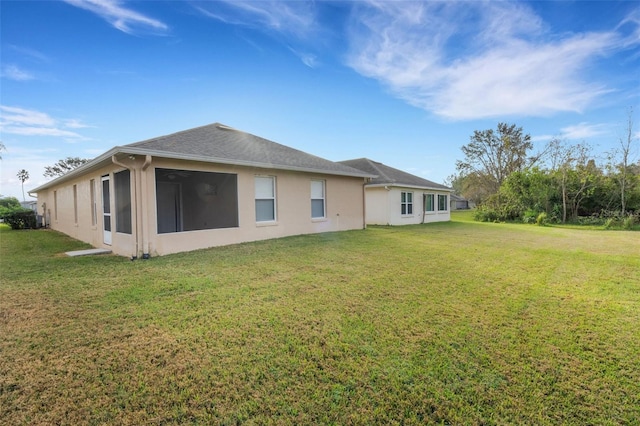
[401,191,413,215]
[114,170,132,234]
[438,194,448,211]
[155,168,238,233]
[90,179,97,226]
[255,176,276,222]
[54,190,58,221]
[425,193,435,212]
[311,180,325,219]
[102,176,111,232]
[73,185,78,224]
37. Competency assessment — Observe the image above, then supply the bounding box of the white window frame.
[311,179,326,219]
[425,193,435,213]
[401,191,414,216]
[255,176,277,223]
[438,194,448,212]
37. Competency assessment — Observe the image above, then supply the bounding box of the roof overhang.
[365,183,453,192]
[29,146,376,194]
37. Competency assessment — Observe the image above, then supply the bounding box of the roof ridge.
[126,122,225,147]
[362,158,394,183]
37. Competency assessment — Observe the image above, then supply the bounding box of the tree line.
[449,110,639,227]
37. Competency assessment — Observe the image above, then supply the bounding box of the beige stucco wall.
[364,186,451,225]
[149,158,366,256]
[37,156,366,258]
[36,162,136,256]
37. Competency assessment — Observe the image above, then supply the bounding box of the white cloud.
[288,46,318,68]
[0,106,56,127]
[63,118,93,129]
[63,0,168,35]
[193,0,317,39]
[560,122,609,140]
[7,45,50,63]
[346,1,638,120]
[1,64,35,81]
[0,105,90,141]
[193,0,321,67]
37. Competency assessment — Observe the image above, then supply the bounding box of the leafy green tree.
[456,123,533,203]
[0,196,22,216]
[551,142,600,222]
[17,169,29,202]
[44,157,90,178]
[500,167,558,220]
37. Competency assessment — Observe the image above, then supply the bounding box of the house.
[450,194,471,210]
[20,200,38,212]
[30,123,374,258]
[339,158,453,225]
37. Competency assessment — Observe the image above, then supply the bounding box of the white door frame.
[101,175,112,245]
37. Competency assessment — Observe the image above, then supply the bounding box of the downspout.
[362,178,368,229]
[112,155,138,259]
[141,155,152,258]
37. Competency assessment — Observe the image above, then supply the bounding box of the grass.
[1,216,639,425]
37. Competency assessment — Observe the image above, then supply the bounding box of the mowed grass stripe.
[1,217,639,425]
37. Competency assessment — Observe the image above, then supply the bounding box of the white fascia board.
[29,147,123,194]
[366,183,453,192]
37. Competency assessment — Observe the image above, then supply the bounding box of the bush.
[622,214,636,230]
[578,215,605,226]
[474,206,501,222]
[3,210,37,230]
[536,212,548,226]
[522,209,538,224]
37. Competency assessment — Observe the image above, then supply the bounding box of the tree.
[0,196,22,215]
[609,107,637,214]
[549,140,599,222]
[17,169,29,202]
[43,157,90,178]
[0,141,5,160]
[456,123,533,203]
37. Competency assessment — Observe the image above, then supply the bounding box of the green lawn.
[1,216,639,425]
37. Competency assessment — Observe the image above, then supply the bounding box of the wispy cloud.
[7,45,50,63]
[193,0,317,39]
[63,0,168,35]
[532,122,610,143]
[193,0,321,67]
[288,46,318,68]
[560,122,609,140]
[0,106,90,141]
[1,64,35,81]
[346,1,638,120]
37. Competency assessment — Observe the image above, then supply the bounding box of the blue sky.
[1,0,639,200]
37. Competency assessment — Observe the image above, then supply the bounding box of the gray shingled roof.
[126,123,372,177]
[29,123,374,194]
[339,158,452,191]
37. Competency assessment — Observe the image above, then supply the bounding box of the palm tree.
[17,169,29,202]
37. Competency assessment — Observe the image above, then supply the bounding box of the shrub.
[3,210,37,230]
[622,214,636,230]
[522,209,538,224]
[536,212,548,226]
[474,206,501,222]
[578,215,605,226]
